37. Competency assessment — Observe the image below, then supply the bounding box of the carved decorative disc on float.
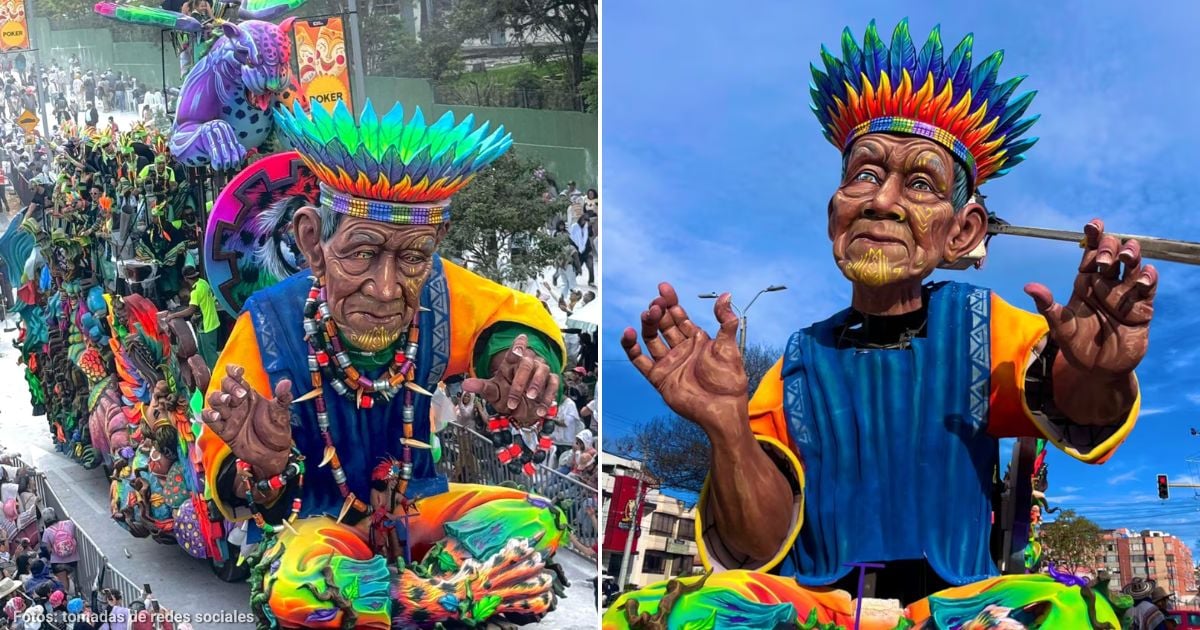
[204,150,319,314]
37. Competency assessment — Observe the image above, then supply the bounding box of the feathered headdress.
[274,98,513,225]
[152,133,169,157]
[810,19,1039,187]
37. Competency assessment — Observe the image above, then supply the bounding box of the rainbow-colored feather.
[93,3,200,33]
[274,98,513,207]
[810,19,1039,187]
[239,0,309,20]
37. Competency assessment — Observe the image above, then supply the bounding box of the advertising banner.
[0,0,29,52]
[603,474,648,552]
[292,17,352,113]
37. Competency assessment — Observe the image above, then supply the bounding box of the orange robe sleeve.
[197,311,272,522]
[440,259,566,377]
[696,357,806,573]
[986,292,1139,464]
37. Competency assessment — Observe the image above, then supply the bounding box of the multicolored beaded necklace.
[301,275,422,518]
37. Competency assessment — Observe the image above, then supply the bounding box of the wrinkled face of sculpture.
[828,133,983,288]
[296,211,445,353]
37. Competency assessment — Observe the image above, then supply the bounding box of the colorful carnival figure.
[197,99,571,628]
[610,19,1156,629]
[94,1,306,169]
[167,18,298,169]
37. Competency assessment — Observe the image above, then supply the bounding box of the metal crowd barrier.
[3,453,153,608]
[437,421,599,553]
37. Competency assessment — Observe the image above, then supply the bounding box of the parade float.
[606,19,1163,630]
[1,1,579,627]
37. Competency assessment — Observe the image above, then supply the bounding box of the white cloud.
[1138,406,1174,417]
[1108,466,1146,486]
[1060,486,1083,493]
[601,148,850,345]
[1187,393,1200,406]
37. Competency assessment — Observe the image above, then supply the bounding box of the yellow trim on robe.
[1020,374,1140,464]
[199,311,271,523]
[694,291,1141,574]
[987,292,1139,463]
[695,435,804,573]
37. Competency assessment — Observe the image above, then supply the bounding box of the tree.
[359,14,470,80]
[1040,510,1104,570]
[614,343,782,494]
[31,0,90,20]
[439,152,567,287]
[578,65,597,113]
[466,0,597,95]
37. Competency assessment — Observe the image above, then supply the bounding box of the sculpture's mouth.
[243,66,289,110]
[246,89,272,112]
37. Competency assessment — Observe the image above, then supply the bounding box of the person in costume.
[137,154,176,211]
[1123,578,1172,630]
[610,19,1157,627]
[197,99,572,628]
[165,266,220,366]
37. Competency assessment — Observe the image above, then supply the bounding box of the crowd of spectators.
[0,455,87,629]
[0,454,181,630]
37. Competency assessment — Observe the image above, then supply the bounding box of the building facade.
[601,452,701,588]
[1096,528,1197,598]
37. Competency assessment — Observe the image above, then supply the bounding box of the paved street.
[0,321,596,629]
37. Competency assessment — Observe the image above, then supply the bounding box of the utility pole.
[699,285,787,356]
[738,315,747,356]
[616,471,644,589]
[344,0,368,118]
[25,0,49,139]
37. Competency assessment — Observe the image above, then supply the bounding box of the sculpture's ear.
[293,205,325,278]
[278,17,297,34]
[221,21,241,40]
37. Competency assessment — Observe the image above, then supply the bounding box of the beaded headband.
[275,98,512,224]
[810,19,1039,188]
[319,183,449,225]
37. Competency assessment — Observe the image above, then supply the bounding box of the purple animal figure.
[170,18,298,169]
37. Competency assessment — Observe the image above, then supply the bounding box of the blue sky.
[602,1,1200,555]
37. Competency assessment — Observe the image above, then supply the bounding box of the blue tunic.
[779,281,998,586]
[242,256,453,519]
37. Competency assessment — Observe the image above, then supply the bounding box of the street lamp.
[698,285,787,355]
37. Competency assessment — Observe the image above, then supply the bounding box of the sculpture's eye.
[854,170,879,184]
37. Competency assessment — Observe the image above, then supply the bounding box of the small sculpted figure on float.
[607,19,1157,630]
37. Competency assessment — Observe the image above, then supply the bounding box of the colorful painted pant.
[601,570,1126,630]
[249,483,572,629]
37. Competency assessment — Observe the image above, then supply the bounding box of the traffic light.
[1158,474,1169,500]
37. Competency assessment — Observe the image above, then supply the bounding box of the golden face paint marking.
[909,205,937,234]
[349,326,401,353]
[843,247,904,287]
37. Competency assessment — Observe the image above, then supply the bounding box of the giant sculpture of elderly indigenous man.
[197,100,571,629]
[607,20,1156,630]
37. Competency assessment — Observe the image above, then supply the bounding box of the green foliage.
[1041,509,1105,570]
[439,152,567,287]
[441,54,596,110]
[469,0,598,92]
[469,595,502,623]
[33,0,92,20]
[579,64,597,113]
[361,15,466,80]
[798,608,847,630]
[615,344,783,494]
[434,548,458,574]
